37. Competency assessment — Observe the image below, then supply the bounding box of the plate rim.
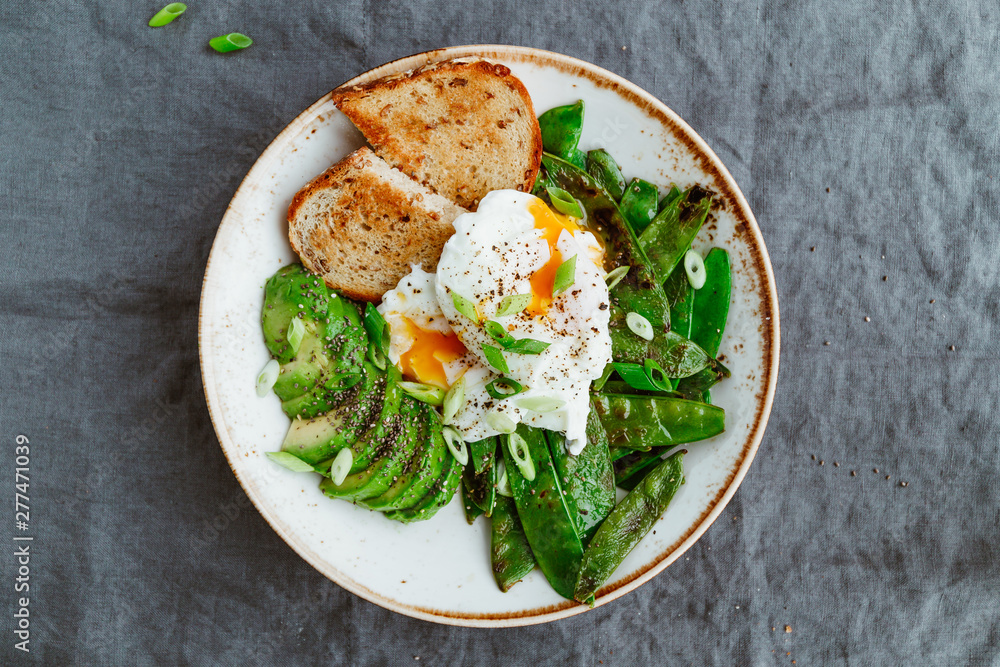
[198,44,781,627]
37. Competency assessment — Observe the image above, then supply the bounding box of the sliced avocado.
[280,361,385,465]
[261,264,332,364]
[377,404,452,515]
[272,330,330,401]
[384,416,462,523]
[361,404,438,512]
[319,396,423,503]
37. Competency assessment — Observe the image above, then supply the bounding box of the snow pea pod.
[638,186,713,280]
[462,486,485,524]
[490,495,536,592]
[468,436,497,475]
[538,100,584,161]
[462,444,497,516]
[503,425,584,600]
[619,178,659,234]
[674,360,731,403]
[575,452,685,602]
[586,149,626,201]
[687,248,731,358]
[546,406,616,545]
[663,263,694,340]
[613,450,665,491]
[592,393,725,451]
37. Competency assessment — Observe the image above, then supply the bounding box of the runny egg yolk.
[526,198,583,317]
[399,317,468,389]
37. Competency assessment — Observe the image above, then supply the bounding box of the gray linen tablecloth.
[2,1,998,664]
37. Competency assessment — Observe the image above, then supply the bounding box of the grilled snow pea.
[638,185,713,281]
[593,392,725,451]
[546,407,616,545]
[463,439,497,516]
[677,248,732,402]
[613,450,666,491]
[540,153,715,377]
[663,262,695,340]
[619,178,659,234]
[538,100,585,162]
[575,452,685,603]
[503,425,584,600]
[463,486,485,524]
[586,149,627,201]
[490,495,536,592]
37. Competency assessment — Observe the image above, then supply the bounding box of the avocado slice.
[280,361,386,465]
[319,395,423,503]
[361,403,444,512]
[384,416,462,523]
[261,264,332,364]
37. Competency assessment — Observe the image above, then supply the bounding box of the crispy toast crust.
[331,59,542,210]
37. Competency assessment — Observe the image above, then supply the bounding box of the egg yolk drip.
[526,199,583,317]
[398,317,468,389]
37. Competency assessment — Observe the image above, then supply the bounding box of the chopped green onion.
[324,372,362,391]
[209,33,253,53]
[643,359,673,391]
[287,317,306,355]
[515,395,565,413]
[482,344,510,374]
[553,254,577,296]
[328,448,353,485]
[613,362,661,392]
[363,303,390,356]
[593,363,615,391]
[625,311,654,341]
[443,427,469,466]
[486,377,525,400]
[148,2,186,27]
[545,186,584,219]
[442,376,466,424]
[398,381,445,406]
[684,249,707,290]
[265,451,314,473]
[486,410,517,434]
[506,432,536,482]
[451,291,480,323]
[367,342,387,371]
[496,293,532,317]
[604,265,630,290]
[255,359,280,397]
[504,337,551,355]
[496,462,513,497]
[485,320,510,342]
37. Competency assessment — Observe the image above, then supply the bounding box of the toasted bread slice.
[288,147,467,302]
[331,58,542,210]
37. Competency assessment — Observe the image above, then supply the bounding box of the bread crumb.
[785,625,792,633]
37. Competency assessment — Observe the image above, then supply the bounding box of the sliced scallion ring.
[324,372,362,391]
[328,448,353,485]
[367,342,387,371]
[613,362,661,392]
[604,265,630,290]
[482,344,510,374]
[504,337,550,355]
[265,451,314,473]
[486,410,517,434]
[255,359,280,397]
[485,320,509,343]
[148,2,186,27]
[684,249,707,290]
[506,432,536,482]
[643,359,673,391]
[451,291,480,323]
[287,317,306,355]
[443,427,469,466]
[545,186,585,219]
[496,462,513,497]
[398,381,446,406]
[553,254,577,296]
[442,376,466,424]
[209,32,253,53]
[496,293,532,317]
[515,395,565,413]
[485,377,525,400]
[625,311,654,341]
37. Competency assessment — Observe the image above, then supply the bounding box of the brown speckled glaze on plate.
[199,45,780,627]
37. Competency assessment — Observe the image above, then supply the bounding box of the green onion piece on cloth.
[209,33,253,53]
[149,3,186,27]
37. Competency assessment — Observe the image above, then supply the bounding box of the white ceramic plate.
[199,45,779,627]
